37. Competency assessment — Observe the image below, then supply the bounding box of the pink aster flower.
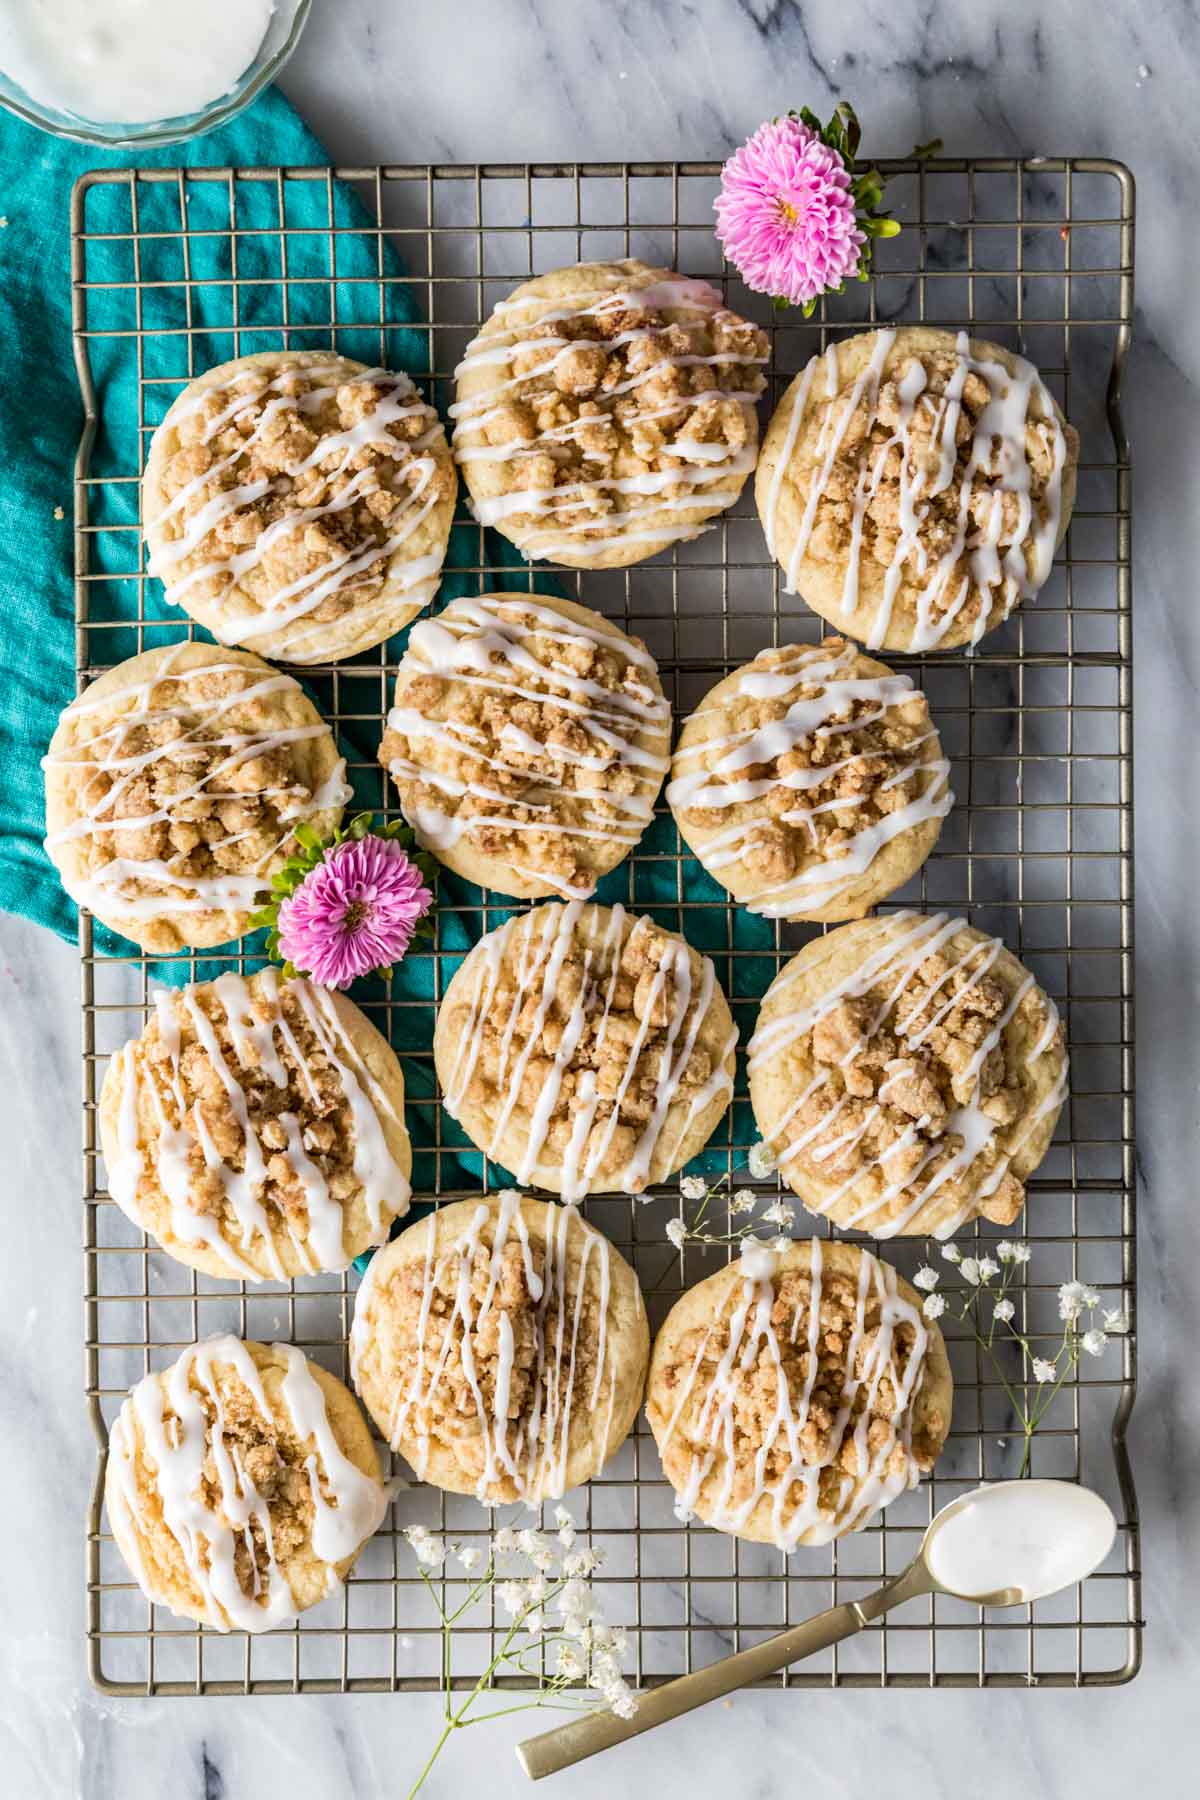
[715,115,866,310]
[276,835,432,988]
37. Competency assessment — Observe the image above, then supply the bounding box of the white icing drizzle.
[107,970,410,1278]
[42,649,350,922]
[383,595,670,898]
[666,639,952,918]
[748,913,1067,1239]
[663,1241,931,1548]
[351,1194,615,1503]
[107,1336,387,1632]
[148,364,449,649]
[451,276,767,560]
[442,902,735,1201]
[762,331,1069,650]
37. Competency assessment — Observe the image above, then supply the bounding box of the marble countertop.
[3,1,1198,1794]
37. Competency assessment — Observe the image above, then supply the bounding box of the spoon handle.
[516,1558,934,1781]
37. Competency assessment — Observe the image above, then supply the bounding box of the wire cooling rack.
[72,158,1139,1695]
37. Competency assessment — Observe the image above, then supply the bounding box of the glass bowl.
[0,0,311,148]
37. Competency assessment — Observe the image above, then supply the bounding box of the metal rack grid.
[71,158,1140,1696]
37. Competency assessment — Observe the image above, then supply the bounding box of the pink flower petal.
[276,836,432,989]
[714,116,865,307]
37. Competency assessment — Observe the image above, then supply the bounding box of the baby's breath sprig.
[664,1144,794,1267]
[402,1512,636,1797]
[917,1243,1127,1473]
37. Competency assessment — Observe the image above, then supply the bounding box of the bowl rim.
[0,0,312,149]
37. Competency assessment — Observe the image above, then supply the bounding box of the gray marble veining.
[2,1,1198,1794]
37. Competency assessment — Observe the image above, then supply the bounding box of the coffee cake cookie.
[451,260,769,568]
[378,591,671,900]
[144,350,456,663]
[350,1192,648,1503]
[100,970,412,1281]
[756,326,1078,652]
[42,641,349,952]
[748,912,1068,1239]
[105,1336,388,1631]
[647,1238,952,1548]
[667,636,950,921]
[434,901,737,1199]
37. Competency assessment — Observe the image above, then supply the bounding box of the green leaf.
[801,296,817,318]
[913,136,943,161]
[292,822,322,853]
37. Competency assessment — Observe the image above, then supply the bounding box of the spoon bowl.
[921,1478,1117,1605]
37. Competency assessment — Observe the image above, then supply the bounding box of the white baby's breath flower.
[1082,1287,1101,1310]
[456,1545,485,1575]
[992,1298,1015,1324]
[976,1256,999,1283]
[406,1525,448,1568]
[556,1646,585,1682]
[1032,1357,1057,1383]
[762,1199,795,1228]
[524,1609,544,1637]
[608,1687,637,1719]
[665,1217,687,1251]
[492,1525,518,1554]
[941,1243,962,1264]
[564,1547,605,1577]
[960,1257,982,1286]
[747,1142,777,1178]
[1058,1281,1088,1322]
[913,1264,939,1292]
[553,1506,576,1549]
[1102,1308,1126,1334]
[680,1175,707,1200]
[768,1234,791,1251]
[730,1189,758,1215]
[498,1580,526,1616]
[1081,1329,1107,1358]
[923,1293,947,1321]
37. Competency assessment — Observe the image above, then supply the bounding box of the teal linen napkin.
[0,89,765,1191]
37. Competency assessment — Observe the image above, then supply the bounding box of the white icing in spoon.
[924,1479,1116,1603]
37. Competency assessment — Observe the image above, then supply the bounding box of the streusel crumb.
[155,366,454,621]
[662,1267,941,1518]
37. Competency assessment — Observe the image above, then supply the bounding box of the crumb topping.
[781,339,1069,640]
[171,1364,314,1603]
[446,911,722,1195]
[140,981,361,1233]
[672,639,941,893]
[387,1234,599,1491]
[663,1266,941,1519]
[789,944,1052,1226]
[153,363,454,623]
[380,597,668,894]
[454,282,769,543]
[52,661,338,898]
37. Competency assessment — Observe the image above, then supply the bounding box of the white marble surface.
[3,0,1199,1794]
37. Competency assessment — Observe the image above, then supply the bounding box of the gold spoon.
[516,1479,1117,1781]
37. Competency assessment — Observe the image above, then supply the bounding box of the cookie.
[452,259,769,568]
[379,591,671,900]
[748,912,1068,1238]
[668,636,950,921]
[756,326,1078,652]
[350,1192,648,1503]
[100,969,413,1281]
[143,350,456,664]
[105,1336,387,1631]
[434,901,737,1199]
[646,1238,952,1548]
[42,641,348,952]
